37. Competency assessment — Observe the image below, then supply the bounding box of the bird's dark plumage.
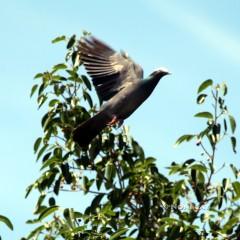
[78,36,143,102]
[72,111,111,147]
[73,36,170,147]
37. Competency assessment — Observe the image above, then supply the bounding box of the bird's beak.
[158,67,171,75]
[163,70,171,76]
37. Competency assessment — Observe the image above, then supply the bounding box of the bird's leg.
[107,115,118,126]
[107,115,123,126]
[107,116,124,128]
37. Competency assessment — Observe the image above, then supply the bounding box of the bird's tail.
[72,111,111,147]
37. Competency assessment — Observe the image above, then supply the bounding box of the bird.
[72,35,170,147]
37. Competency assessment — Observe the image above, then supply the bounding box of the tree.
[24,33,240,239]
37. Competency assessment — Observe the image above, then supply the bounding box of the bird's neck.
[142,74,162,94]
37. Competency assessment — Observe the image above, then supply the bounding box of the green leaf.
[183,159,195,166]
[34,194,46,214]
[190,164,207,173]
[52,35,66,44]
[25,184,34,198]
[34,137,42,153]
[66,69,78,79]
[168,226,181,240]
[174,180,185,194]
[48,197,56,206]
[198,125,212,139]
[40,156,60,170]
[96,172,103,190]
[217,186,223,209]
[232,181,240,199]
[175,134,195,146]
[197,94,207,104]
[132,139,145,160]
[194,112,213,119]
[0,215,13,230]
[212,123,221,136]
[191,169,196,183]
[26,218,41,224]
[197,79,213,93]
[37,144,49,161]
[30,84,38,97]
[224,119,228,132]
[66,35,76,49]
[83,91,93,108]
[53,63,67,71]
[195,185,203,202]
[81,75,92,91]
[38,94,48,109]
[222,178,229,191]
[26,225,45,239]
[49,99,59,107]
[90,194,104,212]
[105,161,115,181]
[53,176,62,195]
[60,164,72,184]
[54,84,66,96]
[110,229,128,240]
[221,82,228,96]
[38,83,46,96]
[82,176,89,193]
[63,208,75,228]
[34,73,43,79]
[38,206,59,221]
[223,217,238,231]
[230,164,238,178]
[159,217,179,224]
[229,115,236,134]
[231,136,237,154]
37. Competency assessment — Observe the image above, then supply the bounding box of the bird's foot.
[107,115,118,126]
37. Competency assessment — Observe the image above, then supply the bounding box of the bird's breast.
[104,82,149,120]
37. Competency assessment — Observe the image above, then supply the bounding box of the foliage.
[24,34,240,240]
[0,214,13,239]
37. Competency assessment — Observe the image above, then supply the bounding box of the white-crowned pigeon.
[73,36,170,147]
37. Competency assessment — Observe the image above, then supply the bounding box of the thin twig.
[48,188,107,195]
[200,142,212,160]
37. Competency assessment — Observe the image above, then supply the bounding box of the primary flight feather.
[73,36,170,147]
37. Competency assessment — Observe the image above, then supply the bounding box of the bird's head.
[150,67,171,78]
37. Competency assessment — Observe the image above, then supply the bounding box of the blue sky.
[1,0,240,238]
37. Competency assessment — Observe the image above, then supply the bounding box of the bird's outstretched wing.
[78,36,143,102]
